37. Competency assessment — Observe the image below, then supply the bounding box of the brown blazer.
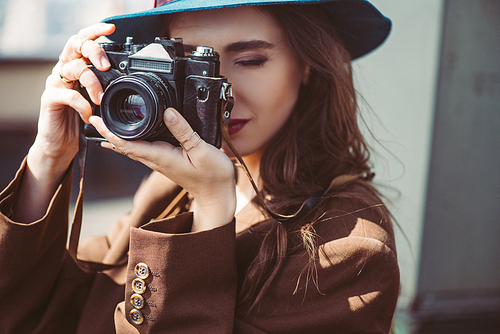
[0,159,399,333]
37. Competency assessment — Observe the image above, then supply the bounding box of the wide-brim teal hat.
[102,0,391,60]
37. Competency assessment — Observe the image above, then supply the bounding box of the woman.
[0,0,399,333]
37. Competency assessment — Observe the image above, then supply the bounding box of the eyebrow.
[183,40,274,54]
[224,40,274,52]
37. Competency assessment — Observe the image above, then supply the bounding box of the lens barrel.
[100,73,173,140]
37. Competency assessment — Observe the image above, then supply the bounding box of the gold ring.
[59,63,75,84]
[120,150,128,156]
[77,65,91,81]
[180,132,202,152]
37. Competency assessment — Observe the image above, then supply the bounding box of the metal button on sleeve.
[132,278,147,294]
[130,293,145,309]
[130,308,144,325]
[134,263,150,279]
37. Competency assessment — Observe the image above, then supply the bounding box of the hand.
[89,108,237,232]
[31,23,115,172]
[13,23,115,223]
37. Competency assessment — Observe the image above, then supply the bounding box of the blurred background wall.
[359,1,500,332]
[410,1,500,332]
[0,1,499,333]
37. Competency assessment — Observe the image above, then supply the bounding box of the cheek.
[229,63,302,121]
[259,63,302,121]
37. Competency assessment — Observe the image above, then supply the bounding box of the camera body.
[83,37,232,148]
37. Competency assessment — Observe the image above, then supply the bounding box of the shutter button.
[132,278,146,294]
[130,308,144,325]
[135,263,149,279]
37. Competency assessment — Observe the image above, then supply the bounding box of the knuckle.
[69,34,82,46]
[46,73,59,88]
[82,41,98,55]
[60,63,72,79]
[80,69,99,87]
[68,90,82,104]
[194,147,212,161]
[177,129,192,140]
[175,127,193,143]
[173,123,193,140]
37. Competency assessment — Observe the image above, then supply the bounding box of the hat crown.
[103,0,391,60]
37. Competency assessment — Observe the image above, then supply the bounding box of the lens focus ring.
[100,73,173,140]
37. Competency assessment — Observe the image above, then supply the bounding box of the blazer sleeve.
[0,158,95,334]
[114,213,238,334]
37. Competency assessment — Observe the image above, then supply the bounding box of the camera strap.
[219,120,323,224]
[67,133,128,272]
[218,92,374,225]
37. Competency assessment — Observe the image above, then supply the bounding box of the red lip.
[228,118,249,136]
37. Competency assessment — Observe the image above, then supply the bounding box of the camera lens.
[100,73,175,140]
[117,93,147,123]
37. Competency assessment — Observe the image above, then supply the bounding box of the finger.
[79,23,115,70]
[60,23,115,69]
[62,36,110,70]
[52,57,103,105]
[80,39,111,71]
[42,86,93,123]
[88,116,162,165]
[89,116,182,171]
[78,66,103,105]
[51,61,76,89]
[88,116,133,154]
[164,108,203,150]
[78,23,116,41]
[57,58,87,82]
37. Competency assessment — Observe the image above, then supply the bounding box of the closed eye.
[235,56,268,67]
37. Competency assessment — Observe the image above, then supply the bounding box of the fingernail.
[99,92,104,103]
[101,56,110,68]
[165,108,178,124]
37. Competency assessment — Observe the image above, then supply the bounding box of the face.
[169,7,307,158]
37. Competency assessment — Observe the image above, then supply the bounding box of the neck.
[234,149,263,212]
[240,149,262,179]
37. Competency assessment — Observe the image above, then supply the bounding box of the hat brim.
[102,0,391,59]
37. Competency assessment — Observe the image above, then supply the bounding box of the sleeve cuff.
[123,213,237,332]
[0,156,73,224]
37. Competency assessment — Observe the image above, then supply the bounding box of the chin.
[222,140,267,163]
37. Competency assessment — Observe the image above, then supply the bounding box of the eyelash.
[235,56,268,67]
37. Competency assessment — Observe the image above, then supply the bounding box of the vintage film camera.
[83,37,232,148]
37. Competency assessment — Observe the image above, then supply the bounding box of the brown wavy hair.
[162,4,391,313]
[235,5,391,313]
